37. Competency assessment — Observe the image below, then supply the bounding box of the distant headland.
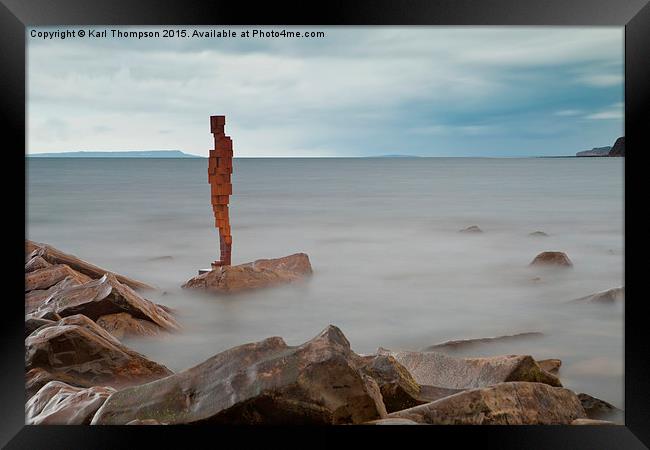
[27,150,203,158]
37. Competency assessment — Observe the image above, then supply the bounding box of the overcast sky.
[27,27,623,157]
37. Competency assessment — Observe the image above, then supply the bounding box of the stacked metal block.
[208,115,233,267]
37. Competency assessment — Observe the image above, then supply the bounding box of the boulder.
[538,359,562,374]
[126,419,167,425]
[358,354,424,413]
[422,332,544,353]
[26,381,115,425]
[182,253,312,294]
[608,136,624,157]
[571,287,624,304]
[26,240,155,291]
[25,317,55,338]
[578,393,624,424]
[529,251,573,267]
[92,325,387,425]
[417,385,465,403]
[389,382,586,425]
[528,231,549,237]
[365,418,420,425]
[459,225,483,233]
[25,314,173,389]
[377,348,561,389]
[26,368,82,399]
[25,264,92,292]
[96,312,163,339]
[25,255,51,273]
[571,418,618,425]
[25,277,80,314]
[32,274,180,333]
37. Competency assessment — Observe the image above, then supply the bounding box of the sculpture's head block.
[210,115,226,134]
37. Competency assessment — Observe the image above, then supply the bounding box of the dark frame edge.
[2,0,649,447]
[0,0,27,448]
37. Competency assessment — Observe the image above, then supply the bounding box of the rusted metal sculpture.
[208,115,233,267]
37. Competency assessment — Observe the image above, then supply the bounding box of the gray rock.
[389,382,586,425]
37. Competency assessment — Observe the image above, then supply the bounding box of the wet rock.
[26,368,82,399]
[25,278,80,314]
[389,382,586,425]
[25,314,173,390]
[126,419,167,425]
[25,317,55,338]
[26,381,115,425]
[571,287,624,304]
[26,240,155,291]
[25,264,92,292]
[25,255,51,273]
[182,253,312,294]
[92,325,387,425]
[32,274,180,333]
[459,225,483,233]
[421,332,544,353]
[358,354,424,413]
[529,231,549,237]
[96,313,163,339]
[377,348,561,389]
[365,418,420,425]
[538,359,562,375]
[578,393,624,424]
[529,251,573,267]
[571,418,618,425]
[417,385,465,403]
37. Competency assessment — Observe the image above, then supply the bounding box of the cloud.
[27,27,624,157]
[585,103,624,120]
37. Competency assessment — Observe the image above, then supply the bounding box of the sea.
[26,157,625,411]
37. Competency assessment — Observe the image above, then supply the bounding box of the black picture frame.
[3,0,649,448]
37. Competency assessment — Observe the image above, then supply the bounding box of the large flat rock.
[377,348,561,389]
[31,273,180,334]
[389,382,586,425]
[26,240,154,291]
[26,314,173,389]
[182,253,312,294]
[92,325,386,425]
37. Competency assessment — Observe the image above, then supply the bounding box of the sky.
[27,27,624,157]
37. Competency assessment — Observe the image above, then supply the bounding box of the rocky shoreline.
[24,240,623,425]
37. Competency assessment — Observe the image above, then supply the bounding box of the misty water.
[27,157,624,410]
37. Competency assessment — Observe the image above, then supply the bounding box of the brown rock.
[26,240,155,291]
[25,264,92,292]
[96,312,163,339]
[92,325,386,425]
[571,287,624,304]
[26,381,115,425]
[25,255,51,273]
[417,385,465,403]
[32,274,180,333]
[538,358,562,374]
[365,418,420,425]
[126,419,167,425]
[389,382,586,425]
[529,251,573,267]
[422,332,544,353]
[571,418,618,425]
[578,393,624,424]
[25,277,80,314]
[26,368,82,399]
[25,314,173,389]
[358,354,424,413]
[25,317,55,338]
[182,253,312,294]
[377,348,561,389]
